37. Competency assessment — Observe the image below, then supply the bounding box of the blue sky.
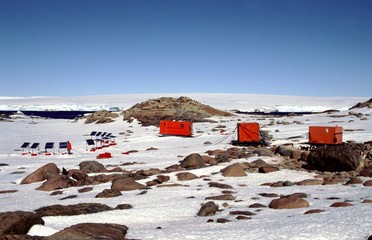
[1,0,371,97]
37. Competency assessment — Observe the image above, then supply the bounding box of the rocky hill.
[122,96,232,126]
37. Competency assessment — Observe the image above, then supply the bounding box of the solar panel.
[45,142,54,149]
[30,143,39,149]
[21,142,30,148]
[96,132,102,137]
[86,139,95,146]
[90,131,97,136]
[59,142,68,149]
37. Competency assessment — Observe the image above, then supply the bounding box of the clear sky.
[1,0,371,97]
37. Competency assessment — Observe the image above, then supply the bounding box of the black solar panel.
[45,142,54,149]
[59,142,68,149]
[101,132,107,137]
[86,139,95,145]
[30,143,39,149]
[21,142,30,148]
[90,131,97,136]
[96,132,102,136]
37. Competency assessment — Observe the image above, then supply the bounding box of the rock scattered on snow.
[0,211,44,236]
[269,196,310,209]
[197,201,219,216]
[48,223,128,240]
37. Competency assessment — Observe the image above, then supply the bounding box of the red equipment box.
[308,126,343,145]
[159,120,193,137]
[237,122,260,143]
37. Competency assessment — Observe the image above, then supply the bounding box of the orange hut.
[159,120,193,137]
[308,126,343,145]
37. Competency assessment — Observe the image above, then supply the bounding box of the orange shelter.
[237,122,260,143]
[159,120,193,137]
[308,126,343,145]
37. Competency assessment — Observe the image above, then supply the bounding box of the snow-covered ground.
[0,94,371,239]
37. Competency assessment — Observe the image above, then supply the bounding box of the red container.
[159,120,193,137]
[309,126,343,145]
[97,152,112,159]
[237,122,260,143]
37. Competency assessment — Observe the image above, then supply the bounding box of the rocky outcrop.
[84,110,119,124]
[349,98,372,109]
[122,96,232,126]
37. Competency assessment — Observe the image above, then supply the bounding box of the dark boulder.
[269,196,309,209]
[111,177,146,192]
[36,175,75,191]
[180,153,206,169]
[49,223,128,240]
[21,163,59,184]
[96,189,123,198]
[208,182,233,189]
[221,163,247,177]
[307,143,364,172]
[258,166,279,173]
[79,161,106,173]
[197,201,219,216]
[359,166,372,177]
[176,172,198,181]
[0,211,44,236]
